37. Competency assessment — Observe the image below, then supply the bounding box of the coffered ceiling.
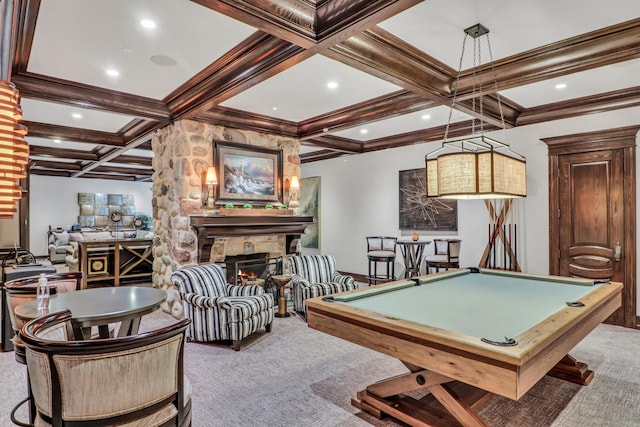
[5,0,640,181]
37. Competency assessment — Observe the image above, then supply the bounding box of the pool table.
[306,268,622,427]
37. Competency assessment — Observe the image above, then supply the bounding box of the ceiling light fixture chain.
[443,34,469,144]
[485,31,509,144]
[472,26,482,136]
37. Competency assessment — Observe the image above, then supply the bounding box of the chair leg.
[265,322,272,333]
[28,376,35,425]
[373,261,378,285]
[10,396,33,427]
[232,340,242,351]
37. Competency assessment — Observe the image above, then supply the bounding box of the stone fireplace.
[151,120,303,318]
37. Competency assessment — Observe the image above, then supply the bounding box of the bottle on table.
[37,273,50,310]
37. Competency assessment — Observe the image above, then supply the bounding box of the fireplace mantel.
[190,215,314,263]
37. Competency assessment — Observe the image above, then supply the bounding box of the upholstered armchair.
[19,309,192,427]
[171,263,274,351]
[288,255,357,315]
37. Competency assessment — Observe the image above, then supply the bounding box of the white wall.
[29,175,152,255]
[301,111,640,314]
[301,127,549,277]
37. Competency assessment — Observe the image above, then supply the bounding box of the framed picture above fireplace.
[214,141,283,206]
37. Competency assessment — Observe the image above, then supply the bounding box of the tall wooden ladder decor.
[480,199,521,271]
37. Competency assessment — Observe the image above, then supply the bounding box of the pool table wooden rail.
[306,273,622,401]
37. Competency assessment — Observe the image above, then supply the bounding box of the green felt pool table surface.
[330,268,602,344]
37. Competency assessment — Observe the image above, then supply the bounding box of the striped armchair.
[288,255,357,316]
[171,263,274,351]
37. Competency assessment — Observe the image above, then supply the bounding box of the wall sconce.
[202,166,218,208]
[288,176,300,207]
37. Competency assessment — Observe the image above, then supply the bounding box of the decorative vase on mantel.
[412,231,419,241]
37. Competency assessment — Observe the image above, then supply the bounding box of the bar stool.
[366,236,397,285]
[425,239,461,273]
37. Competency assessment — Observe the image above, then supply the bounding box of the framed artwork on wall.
[78,193,136,228]
[214,141,283,206]
[300,176,320,249]
[399,168,458,231]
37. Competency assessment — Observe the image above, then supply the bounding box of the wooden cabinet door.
[545,127,637,328]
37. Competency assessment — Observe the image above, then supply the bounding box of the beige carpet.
[2,310,639,426]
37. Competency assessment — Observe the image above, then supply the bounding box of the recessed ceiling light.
[360,129,368,135]
[327,81,339,89]
[150,55,177,67]
[555,83,567,90]
[140,19,156,29]
[71,113,82,119]
[106,69,120,77]
[53,139,61,144]
[272,107,278,111]
[421,114,431,120]
[122,47,133,54]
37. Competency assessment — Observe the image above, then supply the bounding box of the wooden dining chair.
[425,239,461,273]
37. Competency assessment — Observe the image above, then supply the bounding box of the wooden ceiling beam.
[29,169,72,177]
[191,0,316,47]
[74,172,139,182]
[517,85,640,126]
[193,0,421,49]
[194,106,299,137]
[92,165,152,176]
[301,135,363,153]
[12,73,170,121]
[24,121,124,146]
[109,155,152,167]
[11,0,40,75]
[119,119,168,143]
[300,149,346,163]
[315,0,422,47]
[174,1,421,120]
[299,90,438,139]
[455,95,522,129]
[362,120,500,152]
[29,146,99,161]
[327,27,452,102]
[30,160,81,171]
[166,31,308,120]
[453,18,640,99]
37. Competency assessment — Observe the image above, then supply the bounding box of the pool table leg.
[352,365,491,427]
[548,354,594,385]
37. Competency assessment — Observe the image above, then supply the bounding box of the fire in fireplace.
[221,253,283,286]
